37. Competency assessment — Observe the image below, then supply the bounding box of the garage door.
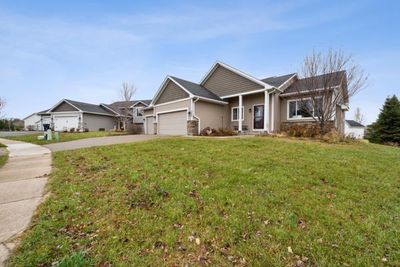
[53,115,79,131]
[158,111,187,135]
[145,116,154,135]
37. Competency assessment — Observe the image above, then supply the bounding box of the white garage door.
[158,111,187,135]
[53,115,79,131]
[145,116,154,135]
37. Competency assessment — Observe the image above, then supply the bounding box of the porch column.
[264,91,269,132]
[238,95,243,132]
[271,93,275,132]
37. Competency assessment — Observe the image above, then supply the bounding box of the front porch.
[225,91,276,134]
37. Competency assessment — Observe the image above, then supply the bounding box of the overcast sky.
[0,0,399,123]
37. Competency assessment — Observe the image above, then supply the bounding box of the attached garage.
[145,116,154,135]
[157,110,187,135]
[47,99,117,132]
[53,115,79,131]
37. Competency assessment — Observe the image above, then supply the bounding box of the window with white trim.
[288,98,322,119]
[232,107,244,121]
[136,108,144,117]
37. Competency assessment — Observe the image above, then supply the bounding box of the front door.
[253,105,264,130]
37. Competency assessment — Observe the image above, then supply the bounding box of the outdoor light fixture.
[249,108,252,113]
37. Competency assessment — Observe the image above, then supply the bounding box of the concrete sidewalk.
[0,138,51,267]
[44,134,161,152]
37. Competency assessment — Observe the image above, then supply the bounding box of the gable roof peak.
[200,61,273,89]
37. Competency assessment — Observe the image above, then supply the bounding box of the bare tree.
[119,82,137,130]
[0,98,6,118]
[354,107,365,124]
[292,49,368,134]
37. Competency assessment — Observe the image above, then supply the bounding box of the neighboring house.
[23,112,43,130]
[40,99,117,132]
[23,109,50,131]
[102,100,151,131]
[27,99,152,132]
[144,61,348,135]
[345,120,365,139]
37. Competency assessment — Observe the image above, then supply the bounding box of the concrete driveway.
[44,134,162,152]
[0,138,51,266]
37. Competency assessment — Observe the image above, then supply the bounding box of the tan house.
[144,61,348,135]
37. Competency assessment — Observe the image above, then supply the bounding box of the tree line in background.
[0,119,24,131]
[366,95,400,146]
[0,97,24,131]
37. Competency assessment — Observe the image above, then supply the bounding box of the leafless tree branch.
[119,82,137,130]
[354,107,365,124]
[292,49,368,134]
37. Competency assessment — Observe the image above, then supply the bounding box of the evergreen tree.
[367,95,400,145]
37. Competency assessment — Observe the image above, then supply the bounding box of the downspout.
[192,97,201,135]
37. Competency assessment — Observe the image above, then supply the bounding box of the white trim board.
[48,99,82,112]
[100,104,120,115]
[130,101,150,108]
[220,88,268,99]
[277,73,298,91]
[151,76,194,106]
[280,86,339,97]
[152,97,192,108]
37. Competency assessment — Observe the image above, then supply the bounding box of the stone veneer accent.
[280,121,335,133]
[187,120,199,136]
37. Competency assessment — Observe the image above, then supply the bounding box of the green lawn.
[0,143,8,167]
[4,131,130,145]
[9,137,400,266]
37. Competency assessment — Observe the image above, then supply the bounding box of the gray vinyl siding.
[145,116,154,134]
[82,114,116,131]
[195,100,229,130]
[154,99,191,114]
[203,65,264,97]
[52,102,79,112]
[144,109,154,117]
[155,80,189,105]
[273,93,281,131]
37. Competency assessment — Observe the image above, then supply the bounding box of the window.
[232,107,244,121]
[136,108,144,117]
[288,98,322,119]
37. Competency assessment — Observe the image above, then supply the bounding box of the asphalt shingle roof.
[284,71,346,95]
[170,76,223,101]
[346,120,364,127]
[105,100,152,115]
[65,99,114,115]
[37,109,50,115]
[261,73,296,87]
